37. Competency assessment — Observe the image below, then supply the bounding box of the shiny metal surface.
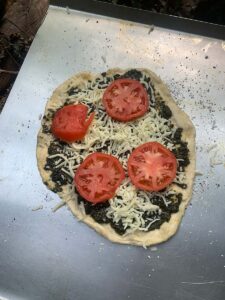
[51,0,225,40]
[0,6,225,300]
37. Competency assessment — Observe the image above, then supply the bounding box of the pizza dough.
[37,68,196,247]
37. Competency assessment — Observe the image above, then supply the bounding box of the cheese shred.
[49,71,187,233]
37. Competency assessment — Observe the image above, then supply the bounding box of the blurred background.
[99,0,225,24]
[0,0,224,112]
[0,0,48,111]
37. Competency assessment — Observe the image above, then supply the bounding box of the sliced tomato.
[128,142,177,192]
[103,79,149,122]
[51,104,94,142]
[74,153,125,204]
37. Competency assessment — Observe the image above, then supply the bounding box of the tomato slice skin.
[128,142,177,192]
[74,152,125,204]
[51,104,94,142]
[103,78,149,122]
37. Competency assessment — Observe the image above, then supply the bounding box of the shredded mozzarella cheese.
[106,180,162,234]
[49,71,187,233]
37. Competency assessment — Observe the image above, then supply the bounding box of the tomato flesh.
[128,142,177,191]
[74,153,125,204]
[51,104,94,142]
[103,79,149,122]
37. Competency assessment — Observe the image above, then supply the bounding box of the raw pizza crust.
[37,68,196,247]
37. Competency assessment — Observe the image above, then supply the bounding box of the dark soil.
[0,0,48,113]
[99,0,225,25]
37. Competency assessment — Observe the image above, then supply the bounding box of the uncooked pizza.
[37,68,195,247]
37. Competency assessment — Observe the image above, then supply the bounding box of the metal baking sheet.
[0,5,225,300]
[51,0,225,40]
